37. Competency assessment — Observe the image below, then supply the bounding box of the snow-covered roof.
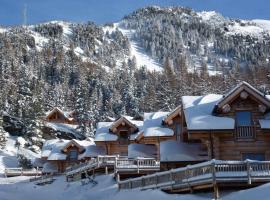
[94,116,143,142]
[41,138,97,161]
[45,107,72,119]
[42,162,58,173]
[44,122,83,139]
[160,140,208,162]
[78,145,106,159]
[95,122,117,141]
[163,105,181,124]
[182,94,235,130]
[259,120,270,129]
[128,144,157,159]
[217,81,270,108]
[143,112,174,137]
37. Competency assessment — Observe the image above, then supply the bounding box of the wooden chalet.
[182,81,270,161]
[41,138,105,173]
[44,107,78,124]
[94,116,143,156]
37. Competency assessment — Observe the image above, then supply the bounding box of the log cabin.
[94,116,143,156]
[44,107,78,125]
[41,138,105,173]
[182,81,270,161]
[95,81,270,172]
[43,108,87,140]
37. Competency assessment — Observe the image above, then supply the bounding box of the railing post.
[137,159,139,174]
[211,160,219,200]
[246,160,252,185]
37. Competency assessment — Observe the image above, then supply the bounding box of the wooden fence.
[118,159,270,191]
[5,167,42,177]
[65,156,160,177]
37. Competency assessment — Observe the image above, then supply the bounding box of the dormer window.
[235,111,255,140]
[69,150,78,160]
[236,111,252,126]
[118,130,129,145]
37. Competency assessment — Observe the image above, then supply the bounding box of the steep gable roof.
[163,105,181,125]
[216,81,270,110]
[109,116,139,133]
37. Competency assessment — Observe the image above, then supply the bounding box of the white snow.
[143,112,174,137]
[95,122,118,141]
[95,116,143,142]
[116,24,163,72]
[197,11,219,21]
[252,20,270,32]
[259,120,270,129]
[128,144,157,159]
[0,174,209,200]
[182,94,235,130]
[0,27,7,33]
[44,122,80,138]
[227,22,264,37]
[16,137,27,147]
[1,173,270,200]
[207,64,222,76]
[28,30,49,51]
[42,138,97,161]
[160,140,207,162]
[74,46,84,55]
[0,135,40,175]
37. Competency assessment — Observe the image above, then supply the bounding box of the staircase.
[65,156,160,181]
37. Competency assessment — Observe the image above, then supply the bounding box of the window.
[175,124,181,141]
[69,150,78,160]
[236,111,252,126]
[242,153,265,161]
[118,131,129,145]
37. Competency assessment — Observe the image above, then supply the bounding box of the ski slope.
[116,25,163,72]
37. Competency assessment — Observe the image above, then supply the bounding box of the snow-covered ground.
[115,24,163,72]
[0,173,270,200]
[0,135,40,175]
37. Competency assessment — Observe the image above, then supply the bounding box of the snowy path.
[117,26,163,72]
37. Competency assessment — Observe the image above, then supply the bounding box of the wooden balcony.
[235,125,256,140]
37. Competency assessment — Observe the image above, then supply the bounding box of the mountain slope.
[0,6,270,145]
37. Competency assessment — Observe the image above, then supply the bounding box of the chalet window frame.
[118,130,130,145]
[235,110,256,141]
[68,149,78,161]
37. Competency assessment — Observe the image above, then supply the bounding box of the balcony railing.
[235,125,256,140]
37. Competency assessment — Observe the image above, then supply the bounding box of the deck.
[118,160,270,199]
[65,156,160,181]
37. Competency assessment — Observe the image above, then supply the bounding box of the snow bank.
[0,175,210,200]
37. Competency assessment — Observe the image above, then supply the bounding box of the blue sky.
[0,0,270,26]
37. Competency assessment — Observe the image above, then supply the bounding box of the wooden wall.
[188,93,270,161]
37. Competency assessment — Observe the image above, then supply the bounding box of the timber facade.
[95,82,270,168]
